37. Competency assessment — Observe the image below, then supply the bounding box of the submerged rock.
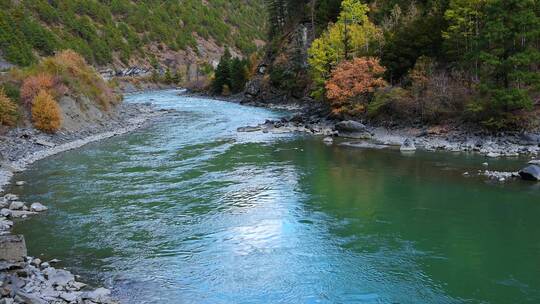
[400,138,416,152]
[519,165,540,181]
[323,137,333,144]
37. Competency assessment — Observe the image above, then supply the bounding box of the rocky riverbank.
[0,102,170,304]
[0,103,170,193]
[236,102,540,181]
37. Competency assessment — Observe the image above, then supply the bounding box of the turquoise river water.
[8,90,540,303]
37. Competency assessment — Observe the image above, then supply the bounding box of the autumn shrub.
[325,57,387,117]
[0,88,18,126]
[31,90,62,133]
[20,73,55,106]
[34,50,120,110]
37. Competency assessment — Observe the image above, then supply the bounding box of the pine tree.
[212,49,232,94]
[230,58,248,93]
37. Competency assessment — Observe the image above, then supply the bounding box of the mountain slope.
[0,0,267,74]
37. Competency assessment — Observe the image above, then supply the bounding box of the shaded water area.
[8,90,540,303]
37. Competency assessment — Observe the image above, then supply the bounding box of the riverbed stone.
[335,120,367,133]
[14,181,25,186]
[82,287,111,303]
[4,210,37,218]
[0,209,11,217]
[8,202,24,211]
[237,126,262,132]
[323,137,333,144]
[0,235,27,262]
[519,165,540,181]
[400,138,416,152]
[30,203,47,212]
[3,194,18,202]
[43,268,75,287]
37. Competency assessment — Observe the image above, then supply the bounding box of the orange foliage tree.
[31,90,62,133]
[0,88,18,126]
[20,73,55,106]
[325,57,387,116]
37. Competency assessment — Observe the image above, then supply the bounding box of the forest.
[0,0,266,66]
[260,0,540,130]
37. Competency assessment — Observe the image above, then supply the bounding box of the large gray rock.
[3,194,18,202]
[0,235,27,262]
[30,203,48,212]
[8,201,24,211]
[82,287,112,303]
[14,291,47,304]
[519,165,540,181]
[43,268,75,287]
[335,120,367,133]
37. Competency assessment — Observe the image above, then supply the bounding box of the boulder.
[519,165,540,181]
[323,137,333,144]
[0,209,11,217]
[0,198,7,209]
[400,138,417,152]
[0,235,27,262]
[3,194,18,202]
[14,181,25,186]
[43,268,75,287]
[30,203,48,212]
[528,159,540,165]
[2,210,37,218]
[82,287,112,303]
[335,120,367,133]
[14,291,46,304]
[8,202,25,211]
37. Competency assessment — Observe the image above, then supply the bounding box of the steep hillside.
[247,0,540,131]
[0,0,266,79]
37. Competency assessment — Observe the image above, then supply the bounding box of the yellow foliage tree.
[308,0,383,100]
[0,89,18,126]
[31,90,62,133]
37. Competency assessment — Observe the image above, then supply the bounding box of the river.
[8,90,540,303]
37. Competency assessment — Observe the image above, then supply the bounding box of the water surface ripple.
[10,90,540,304]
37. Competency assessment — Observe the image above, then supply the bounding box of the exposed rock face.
[519,165,540,181]
[244,22,314,103]
[0,235,27,262]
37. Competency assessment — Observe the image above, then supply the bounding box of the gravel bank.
[0,103,168,193]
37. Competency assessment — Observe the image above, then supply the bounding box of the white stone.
[8,201,24,210]
[30,203,48,212]
[15,181,25,186]
[3,194,18,201]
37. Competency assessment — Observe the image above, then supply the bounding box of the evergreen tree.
[230,58,248,93]
[212,49,232,94]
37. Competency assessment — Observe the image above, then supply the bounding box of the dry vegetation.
[0,88,18,127]
[0,50,120,132]
[31,90,62,133]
